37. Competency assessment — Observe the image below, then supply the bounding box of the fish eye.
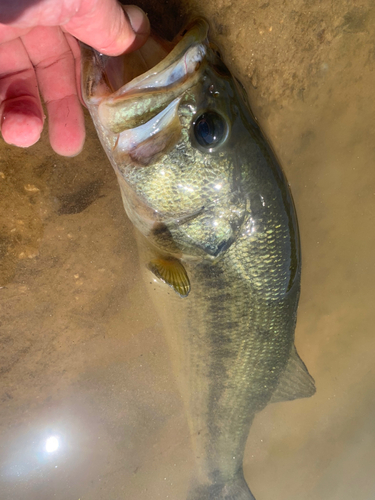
[193,111,228,149]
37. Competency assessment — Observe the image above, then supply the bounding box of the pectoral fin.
[148,257,190,297]
[269,345,316,404]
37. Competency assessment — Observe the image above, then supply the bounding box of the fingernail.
[123,5,150,35]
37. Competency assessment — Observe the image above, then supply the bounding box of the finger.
[0,0,150,55]
[0,37,44,148]
[0,24,30,44]
[64,2,150,56]
[22,26,85,157]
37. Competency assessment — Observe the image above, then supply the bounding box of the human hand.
[0,0,150,156]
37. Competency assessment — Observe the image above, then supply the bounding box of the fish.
[81,18,316,500]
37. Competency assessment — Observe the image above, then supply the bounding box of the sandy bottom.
[1,1,375,499]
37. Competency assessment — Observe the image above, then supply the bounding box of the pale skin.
[0,0,150,156]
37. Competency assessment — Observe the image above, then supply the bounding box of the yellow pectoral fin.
[148,257,191,297]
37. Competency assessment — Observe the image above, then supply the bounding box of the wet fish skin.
[81,19,315,500]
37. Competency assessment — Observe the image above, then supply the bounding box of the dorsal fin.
[269,345,316,404]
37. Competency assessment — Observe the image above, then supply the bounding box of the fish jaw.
[81,20,211,250]
[81,19,208,137]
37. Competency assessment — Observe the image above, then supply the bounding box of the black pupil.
[194,112,226,148]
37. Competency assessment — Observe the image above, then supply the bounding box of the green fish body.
[81,19,315,500]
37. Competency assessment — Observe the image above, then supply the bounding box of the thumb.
[65,2,150,56]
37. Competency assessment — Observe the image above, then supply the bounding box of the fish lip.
[91,19,210,133]
[110,18,209,96]
[81,18,209,96]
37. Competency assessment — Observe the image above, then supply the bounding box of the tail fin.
[187,474,255,500]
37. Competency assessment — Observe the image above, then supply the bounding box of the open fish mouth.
[81,18,209,134]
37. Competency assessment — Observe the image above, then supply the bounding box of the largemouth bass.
[81,18,315,500]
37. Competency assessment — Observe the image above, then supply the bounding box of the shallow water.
[1,1,375,499]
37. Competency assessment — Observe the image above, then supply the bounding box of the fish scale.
[137,238,301,494]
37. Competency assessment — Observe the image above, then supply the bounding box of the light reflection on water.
[45,436,60,453]
[2,430,64,481]
[1,1,375,499]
